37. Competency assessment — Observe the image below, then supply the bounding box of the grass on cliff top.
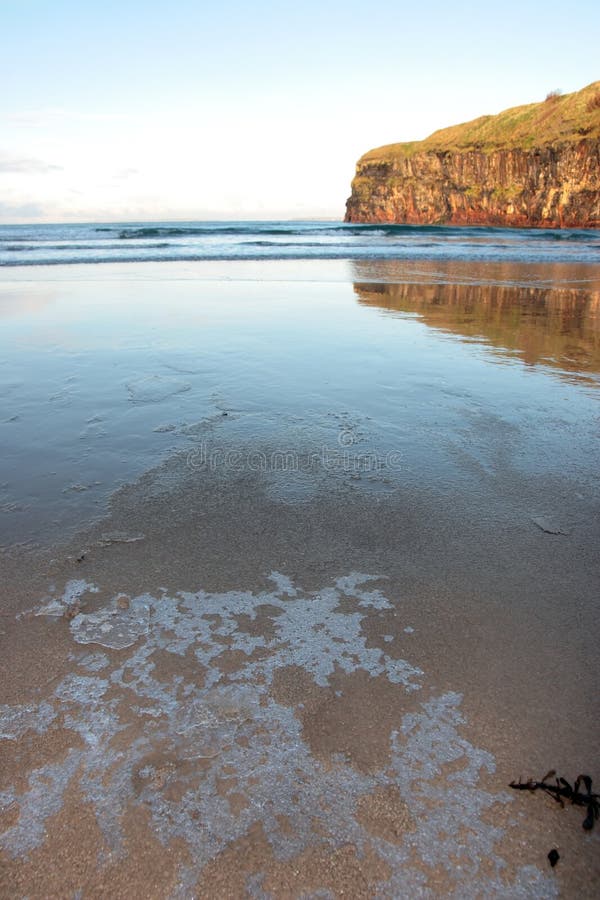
[361,80,600,164]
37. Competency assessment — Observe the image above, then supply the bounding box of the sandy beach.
[1,259,599,897]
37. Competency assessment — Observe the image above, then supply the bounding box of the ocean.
[1,219,599,266]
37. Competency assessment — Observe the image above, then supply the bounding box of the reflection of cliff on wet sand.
[353,280,600,382]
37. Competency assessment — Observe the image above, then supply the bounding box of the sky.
[1,0,599,223]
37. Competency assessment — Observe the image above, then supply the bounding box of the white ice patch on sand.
[0,702,56,740]
[126,375,191,403]
[35,599,66,617]
[35,579,98,617]
[531,515,569,535]
[0,573,558,897]
[70,596,151,650]
[73,651,110,672]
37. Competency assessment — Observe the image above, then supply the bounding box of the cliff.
[345,82,600,228]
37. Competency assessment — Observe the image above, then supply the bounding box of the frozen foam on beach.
[70,595,151,650]
[0,701,56,741]
[35,598,66,617]
[126,374,191,403]
[34,579,99,617]
[0,572,561,896]
[62,579,99,604]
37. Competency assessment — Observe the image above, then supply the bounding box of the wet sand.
[1,260,599,897]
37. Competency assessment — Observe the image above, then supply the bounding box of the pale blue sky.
[1,0,598,222]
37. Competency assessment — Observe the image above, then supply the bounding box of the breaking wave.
[1,220,598,266]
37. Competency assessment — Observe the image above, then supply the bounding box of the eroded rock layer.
[345,82,600,228]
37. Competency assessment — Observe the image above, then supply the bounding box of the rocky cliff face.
[345,82,600,228]
[346,143,600,227]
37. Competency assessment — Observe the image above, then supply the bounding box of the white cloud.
[112,168,139,181]
[0,200,47,219]
[7,108,129,127]
[0,154,62,174]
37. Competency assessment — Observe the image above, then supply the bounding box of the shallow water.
[1,259,599,547]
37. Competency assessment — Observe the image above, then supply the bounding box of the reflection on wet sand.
[0,285,58,319]
[353,279,600,383]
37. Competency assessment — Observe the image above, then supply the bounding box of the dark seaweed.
[510,771,599,830]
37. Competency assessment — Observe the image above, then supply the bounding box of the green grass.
[359,81,600,164]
